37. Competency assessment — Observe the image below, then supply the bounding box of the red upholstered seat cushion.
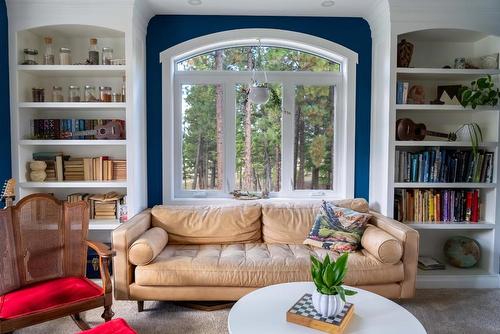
[0,276,103,319]
[79,318,137,334]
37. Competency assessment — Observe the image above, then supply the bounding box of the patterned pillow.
[303,201,371,252]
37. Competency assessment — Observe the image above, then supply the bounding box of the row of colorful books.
[395,149,494,183]
[67,192,127,222]
[32,152,126,181]
[30,119,125,140]
[394,188,481,223]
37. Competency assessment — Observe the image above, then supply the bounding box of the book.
[418,256,445,270]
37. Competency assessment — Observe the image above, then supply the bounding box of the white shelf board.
[394,182,496,188]
[20,181,127,188]
[395,141,497,147]
[20,139,126,146]
[396,104,499,112]
[19,102,126,109]
[396,67,500,80]
[17,65,126,77]
[407,222,495,230]
[89,219,121,230]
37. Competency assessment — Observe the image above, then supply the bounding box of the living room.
[0,0,499,333]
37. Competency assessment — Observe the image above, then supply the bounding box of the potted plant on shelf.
[459,75,500,109]
[310,253,357,318]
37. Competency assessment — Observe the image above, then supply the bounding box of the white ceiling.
[146,0,382,18]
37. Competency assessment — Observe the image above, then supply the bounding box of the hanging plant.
[459,75,500,109]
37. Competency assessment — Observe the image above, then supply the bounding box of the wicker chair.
[0,193,114,333]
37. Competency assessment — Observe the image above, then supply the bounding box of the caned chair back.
[0,194,89,295]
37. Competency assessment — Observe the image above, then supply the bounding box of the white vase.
[312,289,345,318]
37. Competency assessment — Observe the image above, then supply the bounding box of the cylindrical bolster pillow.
[128,227,168,265]
[361,225,403,264]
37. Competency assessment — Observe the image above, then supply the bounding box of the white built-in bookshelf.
[9,17,147,236]
[384,29,500,288]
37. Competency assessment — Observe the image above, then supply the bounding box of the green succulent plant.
[459,75,500,109]
[310,253,357,302]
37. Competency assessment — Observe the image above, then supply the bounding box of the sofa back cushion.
[261,198,369,244]
[150,204,262,244]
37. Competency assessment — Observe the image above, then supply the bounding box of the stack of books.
[395,148,494,183]
[113,160,127,180]
[63,159,84,181]
[394,188,481,223]
[66,192,127,221]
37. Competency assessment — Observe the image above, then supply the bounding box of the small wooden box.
[286,294,354,334]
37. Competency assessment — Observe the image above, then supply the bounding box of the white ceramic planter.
[312,289,345,318]
[248,86,270,104]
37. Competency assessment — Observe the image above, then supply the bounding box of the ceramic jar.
[29,161,47,182]
[312,290,345,318]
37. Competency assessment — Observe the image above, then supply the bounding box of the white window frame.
[160,29,358,203]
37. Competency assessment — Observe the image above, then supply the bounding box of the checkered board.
[287,294,353,326]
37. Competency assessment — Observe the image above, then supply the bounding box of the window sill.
[165,195,348,205]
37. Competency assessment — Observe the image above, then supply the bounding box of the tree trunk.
[192,133,202,189]
[327,86,335,189]
[274,144,281,191]
[215,50,224,190]
[297,108,305,189]
[243,49,254,190]
[263,139,272,192]
[311,167,319,189]
[293,102,300,189]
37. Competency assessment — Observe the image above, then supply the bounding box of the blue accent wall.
[147,15,372,206]
[0,0,10,184]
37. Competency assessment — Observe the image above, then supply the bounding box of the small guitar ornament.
[1,178,16,208]
[396,118,457,141]
[60,120,124,140]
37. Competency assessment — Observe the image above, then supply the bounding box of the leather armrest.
[368,211,419,298]
[112,209,152,299]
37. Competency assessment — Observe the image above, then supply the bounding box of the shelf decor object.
[8,1,148,233]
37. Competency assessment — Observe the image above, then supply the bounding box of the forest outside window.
[164,32,357,201]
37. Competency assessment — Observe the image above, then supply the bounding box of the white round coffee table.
[228,282,426,334]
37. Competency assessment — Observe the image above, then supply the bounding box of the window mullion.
[223,81,236,193]
[281,82,295,193]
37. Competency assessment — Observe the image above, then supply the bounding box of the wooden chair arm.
[86,240,116,257]
[85,240,114,295]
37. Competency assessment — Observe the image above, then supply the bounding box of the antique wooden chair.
[0,193,114,333]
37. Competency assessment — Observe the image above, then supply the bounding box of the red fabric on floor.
[79,318,137,334]
[0,276,103,319]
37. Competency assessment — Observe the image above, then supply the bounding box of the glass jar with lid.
[43,37,55,65]
[52,86,63,102]
[102,47,113,65]
[68,85,81,102]
[22,48,38,65]
[59,47,72,65]
[99,86,112,102]
[84,85,98,102]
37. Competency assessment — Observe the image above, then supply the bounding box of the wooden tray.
[286,294,354,333]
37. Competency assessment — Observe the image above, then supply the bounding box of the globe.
[443,236,481,268]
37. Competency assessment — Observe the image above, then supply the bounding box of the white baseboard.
[416,274,500,289]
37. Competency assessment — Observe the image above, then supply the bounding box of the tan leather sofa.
[112,199,419,303]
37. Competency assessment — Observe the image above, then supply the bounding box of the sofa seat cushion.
[0,277,103,320]
[134,243,404,288]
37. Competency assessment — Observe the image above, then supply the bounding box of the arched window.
[161,29,357,202]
